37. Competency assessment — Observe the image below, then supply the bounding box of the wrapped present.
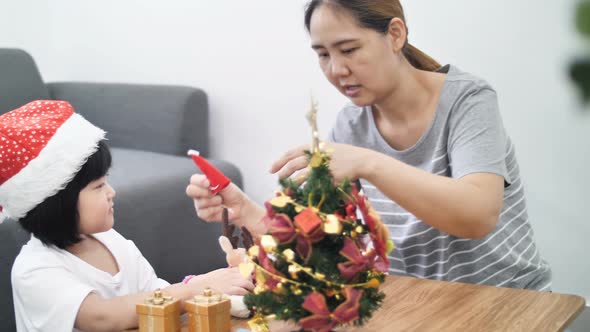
[136,289,181,332]
[185,288,231,332]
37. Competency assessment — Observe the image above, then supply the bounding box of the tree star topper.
[306,95,321,154]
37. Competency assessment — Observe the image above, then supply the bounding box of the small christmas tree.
[241,98,394,332]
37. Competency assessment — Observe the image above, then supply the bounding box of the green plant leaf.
[576,1,590,37]
[570,59,590,102]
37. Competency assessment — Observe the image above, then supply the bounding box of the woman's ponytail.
[402,43,441,72]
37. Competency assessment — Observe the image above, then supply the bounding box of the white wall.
[1,0,589,300]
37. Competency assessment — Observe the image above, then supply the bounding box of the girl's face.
[309,5,403,106]
[77,176,116,235]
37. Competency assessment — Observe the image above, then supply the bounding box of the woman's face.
[309,5,402,106]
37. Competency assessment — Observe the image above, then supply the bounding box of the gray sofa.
[0,48,238,329]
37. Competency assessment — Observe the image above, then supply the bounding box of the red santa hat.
[0,100,106,222]
[187,150,230,194]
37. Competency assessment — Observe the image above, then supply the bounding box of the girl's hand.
[189,267,254,296]
[269,142,374,183]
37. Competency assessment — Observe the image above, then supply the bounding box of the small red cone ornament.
[187,149,230,194]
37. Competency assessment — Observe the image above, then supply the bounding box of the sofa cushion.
[48,83,209,157]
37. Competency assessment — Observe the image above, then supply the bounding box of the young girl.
[2,100,253,332]
[187,0,552,291]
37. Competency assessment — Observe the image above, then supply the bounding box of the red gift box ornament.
[294,208,322,235]
[187,150,230,195]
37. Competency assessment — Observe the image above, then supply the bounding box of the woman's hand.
[269,142,374,183]
[186,174,248,224]
[186,174,267,234]
[189,267,254,296]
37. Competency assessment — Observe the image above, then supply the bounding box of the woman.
[186,0,551,290]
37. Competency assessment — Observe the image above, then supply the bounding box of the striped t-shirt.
[328,65,551,290]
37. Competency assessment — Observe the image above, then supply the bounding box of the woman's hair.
[304,0,441,72]
[19,140,112,249]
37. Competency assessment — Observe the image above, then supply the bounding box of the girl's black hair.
[19,140,112,249]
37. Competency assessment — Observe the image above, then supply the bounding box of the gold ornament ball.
[288,265,300,279]
[290,285,303,295]
[248,245,260,258]
[283,249,296,262]
[254,285,266,295]
[323,214,343,234]
[261,235,278,252]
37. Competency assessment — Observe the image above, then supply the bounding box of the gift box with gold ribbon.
[185,288,231,332]
[136,289,181,332]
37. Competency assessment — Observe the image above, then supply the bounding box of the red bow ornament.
[264,208,325,261]
[350,185,390,271]
[299,287,363,332]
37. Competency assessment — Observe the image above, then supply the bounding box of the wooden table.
[131,275,586,332]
